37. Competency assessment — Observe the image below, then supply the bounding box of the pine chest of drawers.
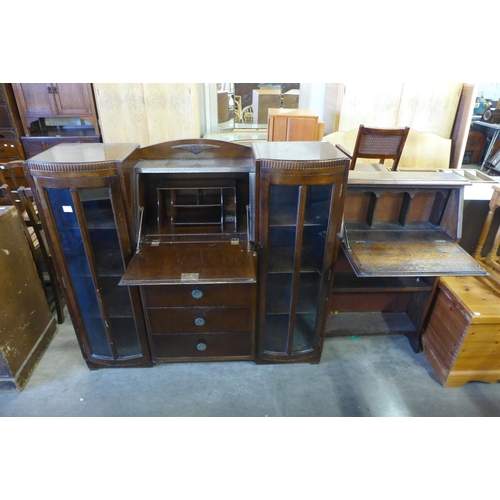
[422,275,500,387]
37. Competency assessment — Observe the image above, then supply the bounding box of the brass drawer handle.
[196,342,207,351]
[194,317,205,326]
[191,289,203,299]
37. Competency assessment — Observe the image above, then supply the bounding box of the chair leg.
[46,256,65,324]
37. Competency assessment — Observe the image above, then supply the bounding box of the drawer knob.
[191,289,203,299]
[194,317,205,326]
[196,342,207,351]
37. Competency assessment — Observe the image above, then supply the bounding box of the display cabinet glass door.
[34,176,150,367]
[258,177,344,362]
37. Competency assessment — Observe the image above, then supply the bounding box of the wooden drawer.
[141,283,255,307]
[151,331,254,361]
[147,306,252,333]
[0,139,24,161]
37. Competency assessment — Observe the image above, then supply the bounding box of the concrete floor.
[1,311,500,417]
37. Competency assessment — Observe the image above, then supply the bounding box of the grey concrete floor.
[1,311,500,417]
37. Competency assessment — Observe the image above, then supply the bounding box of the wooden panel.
[339,83,403,131]
[268,116,288,141]
[0,206,57,390]
[286,117,318,141]
[121,241,256,285]
[397,83,462,138]
[343,231,487,277]
[397,129,452,170]
[12,83,54,118]
[338,83,462,139]
[53,83,94,116]
[93,83,149,146]
[93,84,200,146]
[143,83,200,144]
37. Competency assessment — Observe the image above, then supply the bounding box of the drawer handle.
[194,317,205,326]
[191,289,203,299]
[196,342,207,351]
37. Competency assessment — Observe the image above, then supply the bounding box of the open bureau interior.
[327,170,488,351]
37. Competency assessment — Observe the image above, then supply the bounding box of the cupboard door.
[13,83,56,118]
[52,83,94,116]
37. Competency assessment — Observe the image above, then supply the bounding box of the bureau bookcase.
[24,140,487,369]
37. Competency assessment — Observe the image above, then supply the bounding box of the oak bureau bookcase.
[23,140,487,371]
[24,140,349,367]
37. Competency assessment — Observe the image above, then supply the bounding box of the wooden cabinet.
[327,170,488,351]
[0,83,26,167]
[252,142,349,363]
[12,83,99,135]
[23,143,151,369]
[0,206,57,390]
[267,108,325,142]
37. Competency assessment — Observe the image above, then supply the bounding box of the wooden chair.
[241,105,254,124]
[473,185,500,282]
[421,185,500,387]
[18,186,65,324]
[0,160,28,190]
[335,124,410,171]
[0,183,65,324]
[233,95,242,123]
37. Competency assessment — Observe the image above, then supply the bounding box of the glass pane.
[47,187,142,360]
[46,188,112,357]
[80,187,142,359]
[292,185,333,353]
[264,185,299,353]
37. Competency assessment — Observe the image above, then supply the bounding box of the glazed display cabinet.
[253,142,349,363]
[24,143,151,369]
